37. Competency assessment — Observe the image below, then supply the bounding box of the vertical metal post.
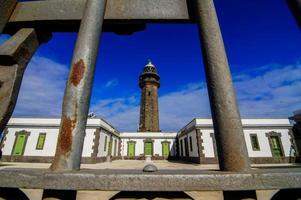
[50,0,107,171]
[0,0,17,33]
[195,0,251,171]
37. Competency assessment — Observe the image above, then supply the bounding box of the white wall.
[96,130,120,157]
[111,136,119,156]
[2,122,120,159]
[2,127,59,157]
[244,129,293,157]
[97,130,109,157]
[178,130,199,157]
[180,128,293,159]
[121,135,176,157]
[201,130,215,158]
[82,128,95,157]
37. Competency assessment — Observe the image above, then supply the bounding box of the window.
[184,137,189,156]
[144,141,153,156]
[104,136,107,151]
[250,134,260,151]
[114,139,118,156]
[108,140,112,155]
[189,136,193,152]
[36,133,46,150]
[180,139,184,156]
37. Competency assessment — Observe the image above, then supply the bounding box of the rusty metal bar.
[0,28,50,135]
[50,0,107,171]
[195,0,251,172]
[0,0,17,33]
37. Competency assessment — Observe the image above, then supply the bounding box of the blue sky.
[1,0,301,131]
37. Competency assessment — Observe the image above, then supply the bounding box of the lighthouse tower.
[138,60,160,132]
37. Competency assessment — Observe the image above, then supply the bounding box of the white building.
[0,118,120,163]
[120,132,177,159]
[178,118,295,164]
[0,117,297,164]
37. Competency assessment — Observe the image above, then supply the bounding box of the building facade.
[290,109,301,162]
[0,117,297,165]
[0,118,120,163]
[178,118,296,164]
[120,132,177,160]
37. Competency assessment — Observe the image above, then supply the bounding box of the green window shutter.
[128,142,135,157]
[36,133,46,150]
[144,142,152,156]
[12,133,27,156]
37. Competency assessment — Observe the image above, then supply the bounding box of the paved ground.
[0,160,219,170]
[0,159,298,171]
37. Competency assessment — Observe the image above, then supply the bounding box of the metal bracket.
[0,28,51,134]
[0,0,17,33]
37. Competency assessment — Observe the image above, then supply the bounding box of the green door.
[12,133,27,156]
[144,142,153,156]
[128,142,135,157]
[270,136,283,157]
[162,142,170,158]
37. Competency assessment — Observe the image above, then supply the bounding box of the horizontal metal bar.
[4,0,192,33]
[0,168,300,191]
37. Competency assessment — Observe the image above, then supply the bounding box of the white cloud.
[235,64,301,117]
[13,56,68,117]
[105,78,118,88]
[89,96,140,131]
[90,84,210,132]
[158,83,210,131]
[90,63,301,132]
[11,55,301,132]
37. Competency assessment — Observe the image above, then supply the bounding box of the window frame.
[104,136,108,151]
[36,132,46,150]
[189,136,193,152]
[250,134,260,151]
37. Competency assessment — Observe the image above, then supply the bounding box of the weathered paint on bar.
[50,0,107,171]
[195,0,251,172]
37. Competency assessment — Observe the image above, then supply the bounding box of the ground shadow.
[110,191,192,199]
